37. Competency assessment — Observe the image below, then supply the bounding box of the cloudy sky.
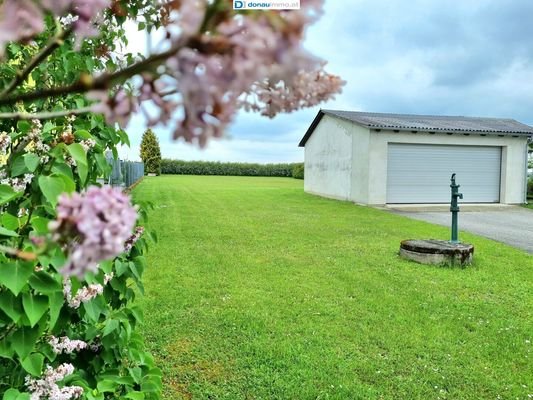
[120,0,533,162]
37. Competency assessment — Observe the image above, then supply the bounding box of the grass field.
[134,176,532,400]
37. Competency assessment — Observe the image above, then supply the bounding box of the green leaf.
[51,162,74,181]
[83,298,102,323]
[74,129,93,140]
[29,272,62,294]
[118,129,130,146]
[2,213,19,230]
[30,216,50,234]
[0,262,33,295]
[12,326,40,359]
[21,353,44,376]
[116,376,135,385]
[10,156,28,177]
[99,260,113,274]
[58,172,76,193]
[49,247,67,269]
[115,260,128,277]
[0,226,18,237]
[67,143,88,183]
[86,392,104,400]
[97,380,118,392]
[75,98,86,109]
[0,185,22,205]
[3,389,21,400]
[16,121,31,134]
[48,291,64,331]
[42,121,55,134]
[94,153,110,175]
[124,392,145,400]
[23,153,41,172]
[0,339,14,359]
[140,381,161,393]
[0,291,23,323]
[38,175,65,206]
[130,306,143,324]
[102,319,119,337]
[22,293,48,327]
[128,367,142,384]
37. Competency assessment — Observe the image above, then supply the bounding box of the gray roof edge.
[365,126,533,136]
[299,110,533,147]
[321,110,533,134]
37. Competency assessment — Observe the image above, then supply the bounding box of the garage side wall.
[304,115,355,201]
[368,131,528,205]
[349,124,372,203]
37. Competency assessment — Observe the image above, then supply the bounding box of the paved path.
[390,206,533,254]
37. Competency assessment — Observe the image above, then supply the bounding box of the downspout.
[525,136,532,204]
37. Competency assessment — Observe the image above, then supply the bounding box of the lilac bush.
[0,0,344,397]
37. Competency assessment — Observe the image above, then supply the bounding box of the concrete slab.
[389,206,533,254]
[386,203,517,212]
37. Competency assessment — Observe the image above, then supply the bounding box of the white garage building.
[299,110,533,205]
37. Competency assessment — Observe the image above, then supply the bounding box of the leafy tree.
[140,129,162,175]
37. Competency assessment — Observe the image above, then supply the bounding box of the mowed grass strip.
[134,175,533,400]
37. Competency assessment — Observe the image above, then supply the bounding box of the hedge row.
[161,159,304,178]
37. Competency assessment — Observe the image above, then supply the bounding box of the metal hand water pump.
[450,173,463,243]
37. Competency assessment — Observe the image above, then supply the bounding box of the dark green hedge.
[292,163,304,179]
[161,159,304,178]
[528,177,533,198]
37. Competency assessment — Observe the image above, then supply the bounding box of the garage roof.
[299,110,533,147]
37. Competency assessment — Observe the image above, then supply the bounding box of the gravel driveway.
[390,206,533,254]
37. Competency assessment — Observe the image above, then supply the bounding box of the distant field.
[134,175,532,400]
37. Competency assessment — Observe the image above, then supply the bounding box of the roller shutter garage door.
[386,143,501,203]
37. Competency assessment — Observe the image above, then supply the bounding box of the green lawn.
[134,176,532,400]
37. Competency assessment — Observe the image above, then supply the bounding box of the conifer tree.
[140,129,162,175]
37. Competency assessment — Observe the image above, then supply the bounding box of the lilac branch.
[0,244,37,261]
[0,106,93,121]
[0,39,189,107]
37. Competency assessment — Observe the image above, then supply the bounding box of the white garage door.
[386,143,501,203]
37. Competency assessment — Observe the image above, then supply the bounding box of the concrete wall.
[367,130,529,205]
[349,123,372,203]
[303,115,529,205]
[304,115,361,200]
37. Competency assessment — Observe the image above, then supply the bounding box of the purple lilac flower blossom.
[124,226,145,253]
[49,336,88,354]
[25,363,83,400]
[49,186,138,278]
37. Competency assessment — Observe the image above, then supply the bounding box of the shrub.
[528,177,533,198]
[0,0,339,397]
[140,129,162,175]
[0,118,161,398]
[161,159,300,177]
[292,163,304,179]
